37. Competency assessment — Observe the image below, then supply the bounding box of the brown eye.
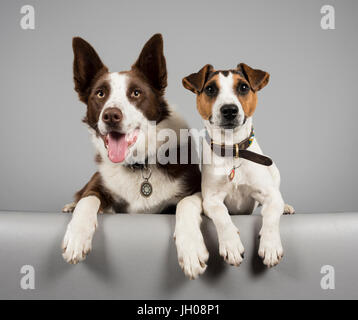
[131,89,141,98]
[204,84,218,97]
[96,89,105,98]
[238,83,250,95]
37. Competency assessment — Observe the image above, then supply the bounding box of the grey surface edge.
[0,212,357,300]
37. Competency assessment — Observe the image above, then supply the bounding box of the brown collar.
[205,127,273,166]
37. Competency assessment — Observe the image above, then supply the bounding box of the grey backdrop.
[0,0,357,213]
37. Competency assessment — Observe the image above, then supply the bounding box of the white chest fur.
[202,138,280,214]
[90,106,191,214]
[99,162,182,213]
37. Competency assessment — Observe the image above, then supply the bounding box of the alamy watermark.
[20,5,35,30]
[20,265,35,290]
[116,123,243,174]
[320,5,335,30]
[320,265,335,290]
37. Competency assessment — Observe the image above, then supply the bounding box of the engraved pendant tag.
[140,181,153,197]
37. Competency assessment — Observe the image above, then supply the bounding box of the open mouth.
[103,129,139,163]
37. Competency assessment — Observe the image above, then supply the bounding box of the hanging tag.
[140,167,153,197]
[228,168,235,181]
[141,180,153,197]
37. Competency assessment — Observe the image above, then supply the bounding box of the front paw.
[258,230,283,267]
[62,221,97,264]
[62,202,76,213]
[283,204,295,215]
[218,225,245,267]
[175,232,209,280]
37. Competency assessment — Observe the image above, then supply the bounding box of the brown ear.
[182,64,214,94]
[132,33,167,95]
[237,63,269,92]
[73,37,108,102]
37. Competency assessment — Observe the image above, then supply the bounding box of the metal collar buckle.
[235,144,240,158]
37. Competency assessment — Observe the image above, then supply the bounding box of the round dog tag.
[141,181,153,197]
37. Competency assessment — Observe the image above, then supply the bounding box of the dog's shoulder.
[158,107,201,196]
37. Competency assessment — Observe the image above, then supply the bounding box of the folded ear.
[132,33,167,95]
[237,63,269,92]
[182,64,214,94]
[73,37,108,102]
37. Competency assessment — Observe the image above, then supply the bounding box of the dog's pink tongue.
[107,133,128,163]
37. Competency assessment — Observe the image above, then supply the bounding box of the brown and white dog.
[61,34,201,264]
[179,64,295,279]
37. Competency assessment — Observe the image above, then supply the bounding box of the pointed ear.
[237,63,269,92]
[182,64,214,94]
[132,33,167,95]
[72,37,108,102]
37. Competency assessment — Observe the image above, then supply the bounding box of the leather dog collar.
[125,158,149,171]
[205,127,273,166]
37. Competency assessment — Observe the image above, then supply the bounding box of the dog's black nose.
[220,104,238,121]
[102,107,122,127]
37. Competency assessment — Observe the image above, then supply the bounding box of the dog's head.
[72,34,169,163]
[182,64,269,131]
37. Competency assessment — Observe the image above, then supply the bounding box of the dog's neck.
[207,117,253,146]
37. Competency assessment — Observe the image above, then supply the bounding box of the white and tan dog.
[176,64,294,279]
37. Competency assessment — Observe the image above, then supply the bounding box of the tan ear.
[132,33,167,95]
[182,64,213,94]
[237,63,270,92]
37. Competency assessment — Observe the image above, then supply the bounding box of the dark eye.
[96,89,105,98]
[204,85,217,97]
[238,83,250,95]
[131,89,141,98]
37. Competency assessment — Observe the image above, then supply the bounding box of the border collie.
[62,34,202,266]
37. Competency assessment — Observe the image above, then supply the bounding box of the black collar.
[205,127,273,166]
[125,159,149,171]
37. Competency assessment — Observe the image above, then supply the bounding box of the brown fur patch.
[195,74,220,120]
[75,172,128,212]
[72,37,108,103]
[237,63,270,92]
[131,33,167,95]
[95,153,102,164]
[182,64,213,94]
[82,74,111,129]
[232,74,258,117]
[124,70,170,122]
[158,136,201,197]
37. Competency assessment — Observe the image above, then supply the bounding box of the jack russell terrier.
[62,34,202,264]
[178,63,294,279]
